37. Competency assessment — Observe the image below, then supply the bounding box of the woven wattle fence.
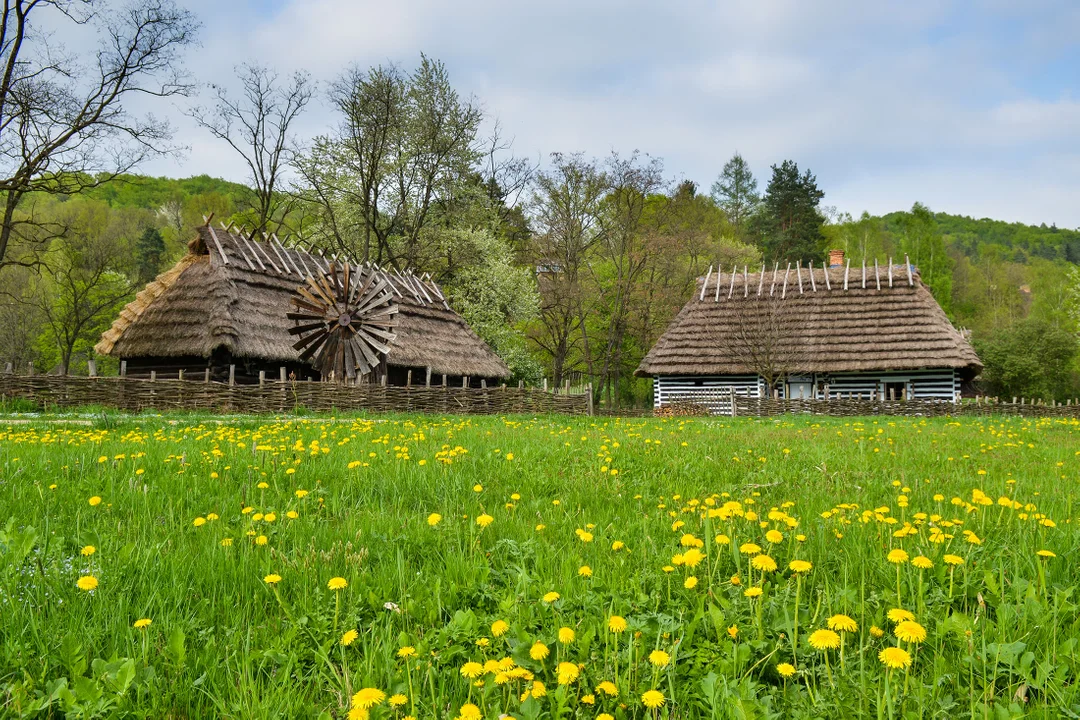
[0,375,590,416]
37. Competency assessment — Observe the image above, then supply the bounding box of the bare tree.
[729,292,810,395]
[294,55,483,269]
[527,153,607,385]
[0,0,199,268]
[192,64,313,236]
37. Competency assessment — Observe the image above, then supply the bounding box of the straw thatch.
[96,225,510,379]
[636,262,981,377]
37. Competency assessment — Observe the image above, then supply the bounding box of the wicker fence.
[0,375,591,416]
[657,390,1080,419]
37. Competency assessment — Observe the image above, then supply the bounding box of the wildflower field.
[1,412,1078,719]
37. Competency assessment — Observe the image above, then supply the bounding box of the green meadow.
[1,412,1078,719]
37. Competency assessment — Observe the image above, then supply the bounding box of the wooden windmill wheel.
[287,263,398,382]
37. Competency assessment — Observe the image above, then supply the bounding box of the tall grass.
[0,413,1077,718]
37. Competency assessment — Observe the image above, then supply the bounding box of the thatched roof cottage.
[636,252,980,408]
[95,224,510,384]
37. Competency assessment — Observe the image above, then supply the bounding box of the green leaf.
[166,626,186,668]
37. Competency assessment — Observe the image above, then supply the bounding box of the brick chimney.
[828,249,845,268]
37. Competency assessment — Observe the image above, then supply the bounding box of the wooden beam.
[206,224,231,265]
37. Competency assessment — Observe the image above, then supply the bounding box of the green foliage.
[0,414,1078,717]
[135,227,165,285]
[444,227,543,382]
[974,317,1078,401]
[710,153,759,242]
[751,160,826,263]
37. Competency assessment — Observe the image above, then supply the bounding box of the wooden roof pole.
[875,259,881,290]
[862,259,867,289]
[823,260,831,290]
[727,265,736,299]
[844,258,850,290]
[796,260,804,294]
[807,260,817,291]
[770,262,779,296]
[205,224,231,266]
[700,265,713,301]
[888,257,893,288]
[743,265,749,297]
[757,264,765,296]
[782,262,791,299]
[905,255,913,286]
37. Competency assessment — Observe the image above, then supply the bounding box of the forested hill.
[85,174,252,211]
[882,211,1080,265]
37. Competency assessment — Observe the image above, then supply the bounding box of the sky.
[133,0,1080,227]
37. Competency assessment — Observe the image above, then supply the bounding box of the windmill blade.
[361,325,396,342]
[290,297,326,315]
[355,327,392,355]
[352,331,381,368]
[297,329,330,361]
[342,262,351,306]
[316,271,339,309]
[305,276,336,309]
[294,327,329,352]
[288,322,327,336]
[286,312,326,322]
[342,337,356,378]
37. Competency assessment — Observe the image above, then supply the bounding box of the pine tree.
[753,160,825,264]
[710,153,759,241]
[135,227,165,285]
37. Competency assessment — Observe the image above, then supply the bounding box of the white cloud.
[134,0,1080,228]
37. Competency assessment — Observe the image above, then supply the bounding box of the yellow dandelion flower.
[476,514,494,528]
[397,646,417,658]
[529,642,549,660]
[77,575,98,591]
[730,574,742,586]
[351,688,386,709]
[879,646,912,669]
[727,625,739,639]
[460,662,484,679]
[556,661,579,684]
[887,608,915,624]
[542,591,560,603]
[328,577,348,591]
[88,496,102,506]
[827,614,858,633]
[608,615,628,633]
[751,554,778,572]
[765,529,783,544]
[1037,549,1056,558]
[870,625,885,638]
[911,556,933,569]
[648,650,670,667]
[684,576,698,589]
[894,620,927,644]
[341,630,359,646]
[133,618,152,629]
[263,574,282,584]
[789,559,812,573]
[491,620,509,637]
[427,513,442,526]
[221,538,233,547]
[80,545,96,556]
[596,680,619,697]
[808,629,841,650]
[457,703,482,720]
[943,554,964,566]
[388,694,407,707]
[777,662,796,677]
[558,627,575,644]
[578,565,592,577]
[739,542,761,555]
[887,549,909,564]
[641,689,665,709]
[744,586,763,598]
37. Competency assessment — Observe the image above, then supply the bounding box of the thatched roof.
[636,261,981,378]
[96,225,510,378]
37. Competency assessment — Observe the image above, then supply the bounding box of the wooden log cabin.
[95,223,510,386]
[636,251,981,411]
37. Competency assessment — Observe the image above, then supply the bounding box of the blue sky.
[142,0,1080,227]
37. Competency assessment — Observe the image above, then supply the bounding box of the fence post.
[481,379,487,389]
[150,371,156,382]
[27,361,33,376]
[380,373,386,386]
[564,379,570,395]
[463,376,469,388]
[406,369,412,387]
[259,370,265,387]
[3,362,10,374]
[731,389,737,417]
[280,367,286,383]
[518,380,524,390]
[178,369,185,382]
[442,374,447,387]
[229,365,235,387]
[88,359,97,377]
[425,366,431,388]
[120,360,126,377]
[543,378,548,392]
[204,368,211,383]
[586,382,594,416]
